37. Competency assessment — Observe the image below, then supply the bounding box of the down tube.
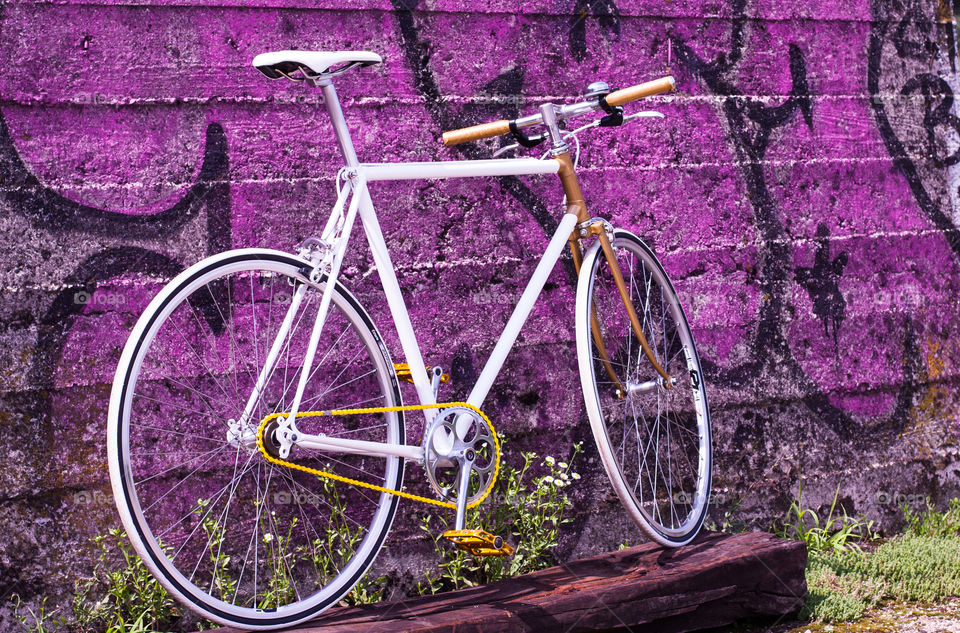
[466,211,580,408]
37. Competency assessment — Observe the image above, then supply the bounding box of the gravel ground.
[732,598,960,633]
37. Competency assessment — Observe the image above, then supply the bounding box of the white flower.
[555,479,566,487]
[571,473,581,480]
[263,533,274,543]
[558,461,568,469]
[543,476,555,484]
[561,472,570,480]
[545,456,555,465]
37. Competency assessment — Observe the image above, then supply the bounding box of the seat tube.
[318,80,361,168]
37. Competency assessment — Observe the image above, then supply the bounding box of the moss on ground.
[801,497,960,624]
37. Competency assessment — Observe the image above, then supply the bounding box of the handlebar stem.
[539,102,569,155]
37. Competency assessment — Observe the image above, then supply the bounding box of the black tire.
[107,249,404,628]
[576,231,712,547]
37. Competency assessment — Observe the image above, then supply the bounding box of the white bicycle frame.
[237,79,579,464]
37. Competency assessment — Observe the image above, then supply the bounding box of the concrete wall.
[1,0,959,610]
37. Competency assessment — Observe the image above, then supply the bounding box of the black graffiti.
[868,0,960,259]
[892,3,937,60]
[673,0,920,439]
[29,248,185,390]
[0,117,231,243]
[386,0,926,441]
[0,114,231,500]
[0,116,231,370]
[900,73,960,166]
[388,2,604,560]
[569,0,621,62]
[390,0,576,283]
[795,224,848,344]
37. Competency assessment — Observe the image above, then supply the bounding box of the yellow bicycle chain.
[256,402,499,510]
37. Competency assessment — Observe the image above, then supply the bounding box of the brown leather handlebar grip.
[442,119,512,146]
[604,76,676,107]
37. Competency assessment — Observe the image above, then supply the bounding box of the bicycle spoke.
[114,257,403,620]
[583,234,710,544]
[135,443,230,488]
[129,421,223,445]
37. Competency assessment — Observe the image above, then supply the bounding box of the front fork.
[556,150,671,394]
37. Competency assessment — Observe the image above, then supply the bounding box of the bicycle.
[107,49,712,629]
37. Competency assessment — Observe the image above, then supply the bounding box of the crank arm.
[454,459,473,531]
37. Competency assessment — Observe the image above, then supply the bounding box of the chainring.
[422,406,499,506]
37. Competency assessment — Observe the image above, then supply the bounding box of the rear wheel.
[576,231,711,547]
[107,249,403,628]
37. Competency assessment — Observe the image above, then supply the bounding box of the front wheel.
[107,249,404,629]
[576,231,711,547]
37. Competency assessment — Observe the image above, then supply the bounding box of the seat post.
[316,79,360,168]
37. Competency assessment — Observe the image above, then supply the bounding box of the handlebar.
[604,76,676,107]
[441,119,512,147]
[441,76,675,147]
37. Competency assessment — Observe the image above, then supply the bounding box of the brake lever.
[597,93,624,127]
[509,121,547,148]
[599,107,624,127]
[492,142,520,158]
[623,110,665,121]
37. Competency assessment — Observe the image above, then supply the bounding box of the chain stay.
[256,402,500,510]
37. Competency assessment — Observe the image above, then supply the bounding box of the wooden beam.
[207,531,807,633]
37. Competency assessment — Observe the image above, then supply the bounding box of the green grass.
[775,481,876,554]
[12,528,185,633]
[799,497,960,623]
[804,533,960,621]
[10,439,584,632]
[902,498,960,538]
[15,470,958,631]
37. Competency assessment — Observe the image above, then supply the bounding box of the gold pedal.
[442,529,515,557]
[394,363,450,384]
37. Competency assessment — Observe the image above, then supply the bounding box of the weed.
[71,528,183,632]
[417,441,583,593]
[776,481,876,553]
[704,496,748,534]
[298,478,387,606]
[902,498,960,538]
[803,500,960,623]
[10,597,67,633]
[13,440,584,630]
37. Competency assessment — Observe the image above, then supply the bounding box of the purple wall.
[2,0,960,610]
